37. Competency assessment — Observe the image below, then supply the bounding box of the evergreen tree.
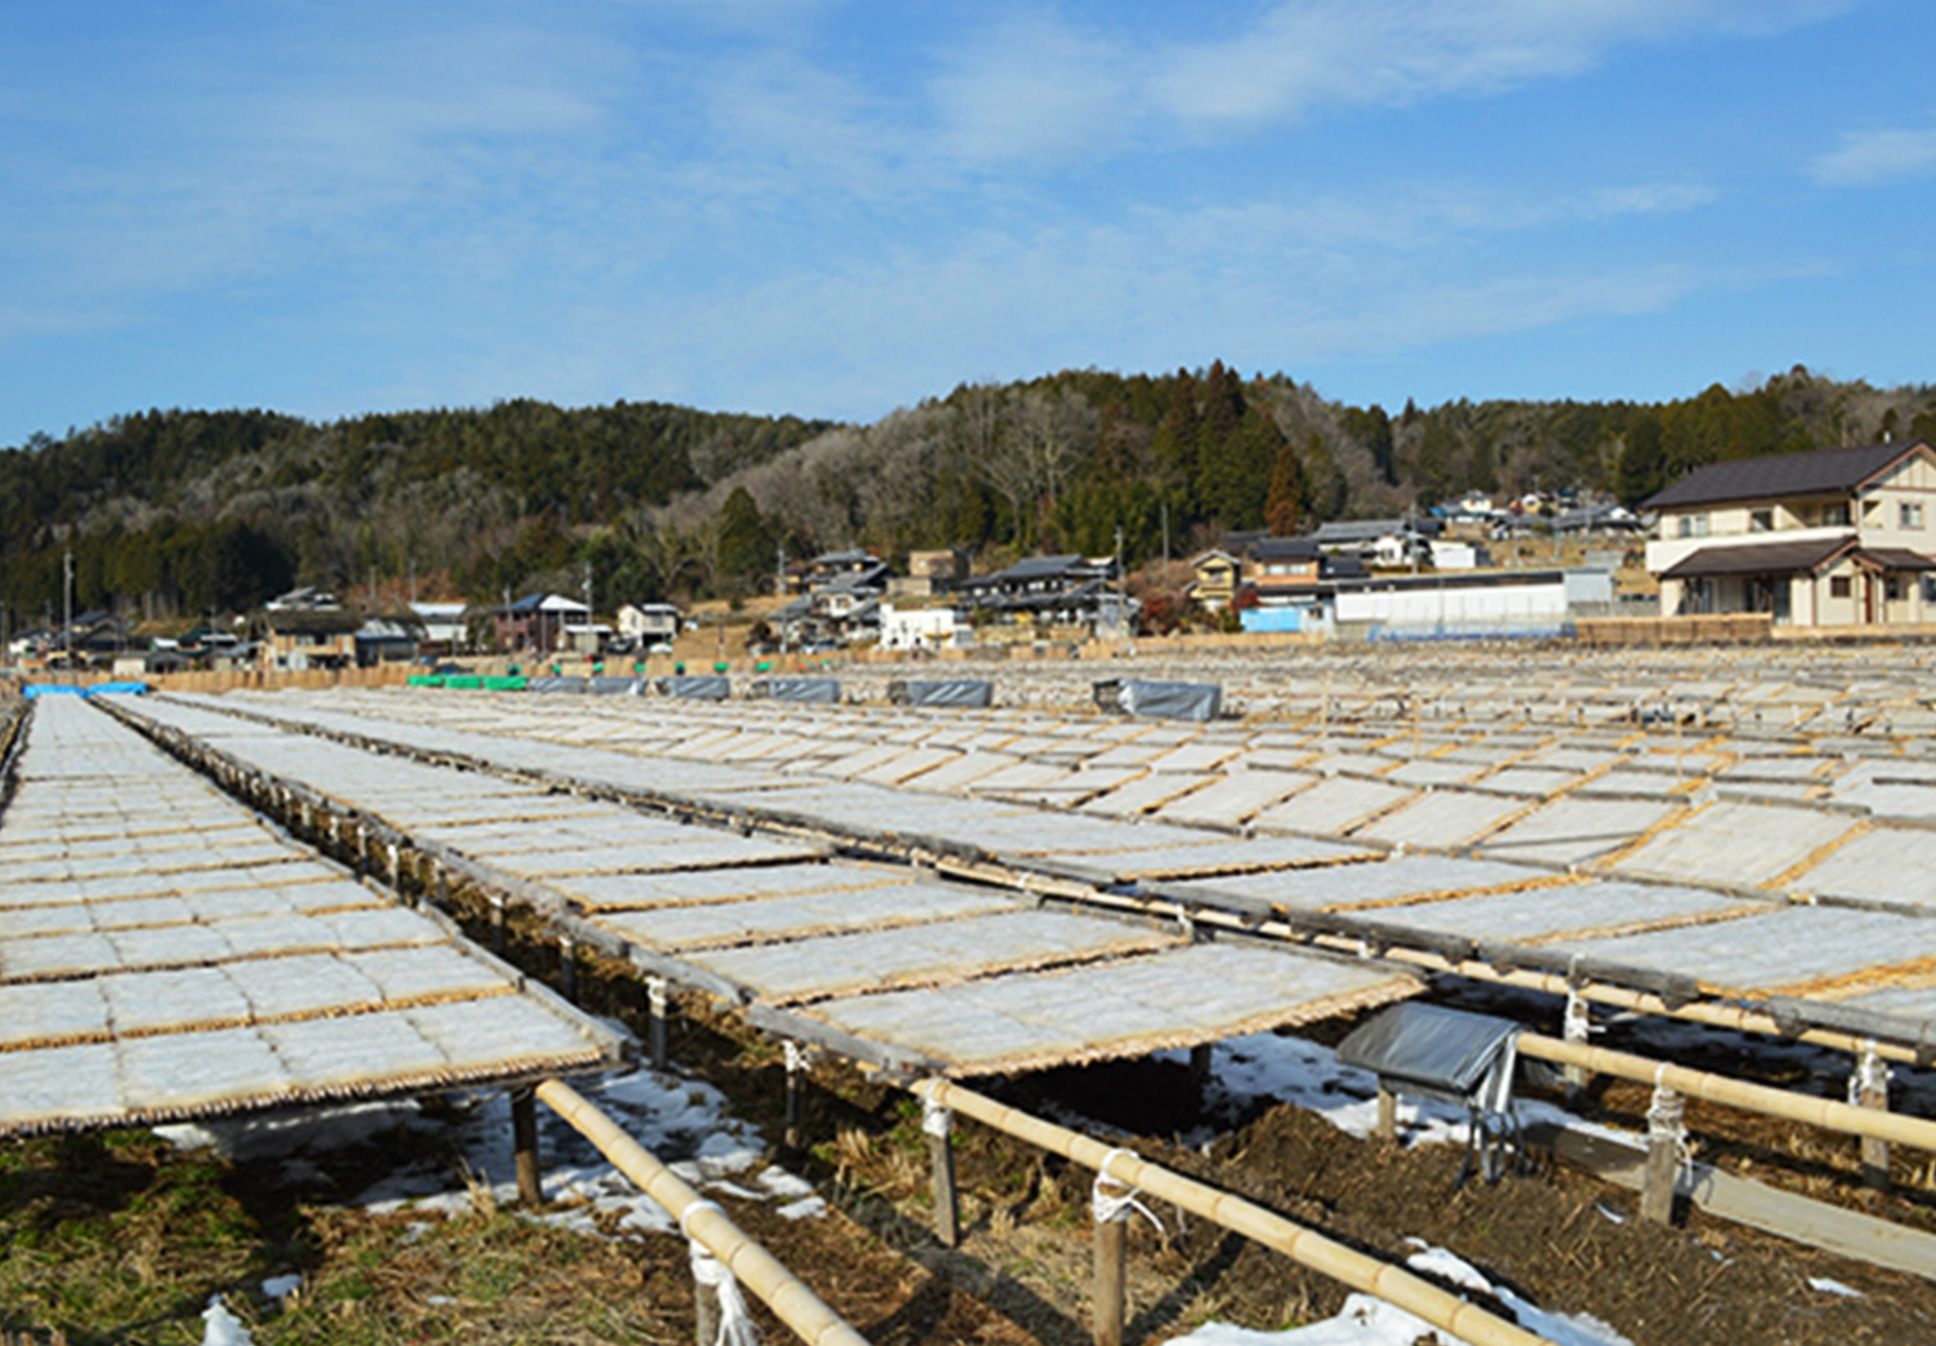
[1616,411,1666,507]
[1264,435,1307,536]
[715,486,770,586]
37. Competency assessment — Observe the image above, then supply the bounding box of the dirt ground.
[14,884,1936,1344]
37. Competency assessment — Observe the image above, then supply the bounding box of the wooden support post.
[435,865,450,911]
[1188,1042,1214,1095]
[1092,1178,1129,1346]
[558,935,577,1003]
[1641,1086,1683,1226]
[1375,1084,1398,1143]
[647,977,670,1070]
[387,842,402,898]
[512,1087,542,1207]
[927,1108,960,1248]
[693,1271,722,1346]
[491,893,507,954]
[1562,991,1591,1102]
[783,1042,806,1152]
[1854,1043,1893,1193]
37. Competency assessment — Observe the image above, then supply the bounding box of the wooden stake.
[1187,1042,1213,1093]
[1855,1045,1892,1193]
[512,1087,542,1207]
[490,893,506,954]
[693,1269,722,1346]
[929,1124,960,1248]
[558,934,577,1003]
[647,977,670,1070]
[1092,1179,1129,1346]
[784,1042,806,1152]
[1641,1088,1682,1226]
[1375,1084,1398,1142]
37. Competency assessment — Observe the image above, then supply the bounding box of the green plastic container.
[446,674,484,690]
[407,674,441,688]
[484,675,527,692]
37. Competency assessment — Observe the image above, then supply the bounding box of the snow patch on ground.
[1165,1033,1633,1152]
[201,1297,255,1346]
[353,1067,820,1238]
[1807,1275,1863,1298]
[158,1100,432,1162]
[158,1059,826,1244]
[259,1273,302,1300]
[1163,1240,1635,1346]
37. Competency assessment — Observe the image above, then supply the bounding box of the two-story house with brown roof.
[1644,439,1936,626]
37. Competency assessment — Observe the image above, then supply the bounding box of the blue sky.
[3,0,1933,448]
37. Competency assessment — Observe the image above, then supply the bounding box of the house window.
[1887,577,1905,601]
[1822,502,1852,527]
[1676,514,1710,539]
[1830,576,1852,599]
[1902,502,1925,529]
[1750,509,1774,532]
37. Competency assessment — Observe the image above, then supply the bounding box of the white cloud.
[1810,125,1936,187]
[922,0,1855,163]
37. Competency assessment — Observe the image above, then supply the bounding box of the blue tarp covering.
[22,682,147,700]
[1368,622,1573,643]
[1239,607,1306,633]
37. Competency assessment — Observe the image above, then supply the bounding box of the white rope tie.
[783,1040,808,1076]
[1646,1064,1693,1176]
[647,976,669,1014]
[1562,990,1599,1042]
[920,1082,953,1139]
[1175,907,1197,941]
[681,1200,759,1346]
[1091,1148,1164,1236]
[1849,1040,1893,1106]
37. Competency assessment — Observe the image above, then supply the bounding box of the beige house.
[1187,549,1241,611]
[1645,440,1936,626]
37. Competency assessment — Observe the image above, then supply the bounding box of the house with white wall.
[1644,440,1936,627]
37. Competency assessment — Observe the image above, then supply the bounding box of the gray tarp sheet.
[1095,678,1223,722]
[752,678,841,705]
[890,679,994,709]
[527,676,587,694]
[587,677,644,696]
[1337,1002,1517,1099]
[657,676,732,701]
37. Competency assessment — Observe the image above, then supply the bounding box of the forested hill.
[3,366,1933,623]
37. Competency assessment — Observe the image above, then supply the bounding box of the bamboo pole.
[1517,1033,1936,1154]
[536,1079,872,1346]
[921,1079,1554,1346]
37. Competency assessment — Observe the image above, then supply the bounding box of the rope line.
[681,1200,760,1346]
[1092,1147,1165,1236]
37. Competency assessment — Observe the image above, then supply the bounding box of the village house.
[616,602,682,645]
[1644,439,1936,627]
[1186,549,1242,611]
[491,593,590,653]
[259,607,359,671]
[955,554,1130,633]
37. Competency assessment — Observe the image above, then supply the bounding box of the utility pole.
[62,546,73,683]
[775,540,788,652]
